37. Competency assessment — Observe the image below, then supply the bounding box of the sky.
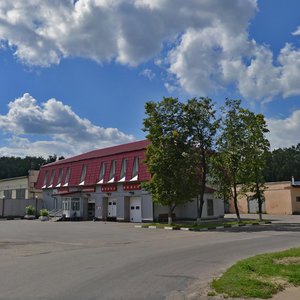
[0,0,300,158]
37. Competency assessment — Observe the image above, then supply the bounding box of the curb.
[135,221,272,232]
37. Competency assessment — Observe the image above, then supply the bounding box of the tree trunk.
[168,205,173,225]
[197,152,206,224]
[256,181,263,221]
[233,182,241,222]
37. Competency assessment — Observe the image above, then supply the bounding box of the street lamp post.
[2,196,5,217]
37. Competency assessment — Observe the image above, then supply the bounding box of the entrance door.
[107,198,117,218]
[130,197,142,223]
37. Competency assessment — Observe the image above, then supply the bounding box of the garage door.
[108,198,117,218]
[130,197,142,223]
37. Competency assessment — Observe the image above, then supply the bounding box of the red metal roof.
[36,140,151,189]
[44,140,150,167]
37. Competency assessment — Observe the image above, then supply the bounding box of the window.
[63,198,70,210]
[63,167,71,186]
[42,170,49,188]
[16,189,26,199]
[71,198,80,211]
[79,165,87,185]
[119,158,128,182]
[49,169,56,187]
[98,162,106,183]
[207,199,214,216]
[56,168,63,187]
[131,156,140,181]
[4,190,12,199]
[296,197,300,202]
[108,160,116,183]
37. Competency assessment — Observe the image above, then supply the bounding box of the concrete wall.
[0,198,43,217]
[229,182,294,215]
[153,194,224,221]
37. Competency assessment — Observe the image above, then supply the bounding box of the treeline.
[0,155,64,179]
[264,144,300,182]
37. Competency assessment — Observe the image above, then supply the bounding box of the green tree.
[183,97,219,223]
[143,97,198,225]
[212,99,247,222]
[242,112,270,221]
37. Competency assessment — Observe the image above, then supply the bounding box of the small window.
[108,160,116,182]
[131,206,134,210]
[71,198,80,211]
[79,165,87,185]
[296,197,300,202]
[4,190,12,199]
[63,198,71,210]
[119,158,128,182]
[108,202,112,205]
[56,168,63,186]
[207,199,214,216]
[136,206,140,210]
[49,169,56,187]
[64,167,71,186]
[16,189,26,199]
[113,202,116,206]
[131,156,140,181]
[98,162,106,183]
[42,170,49,188]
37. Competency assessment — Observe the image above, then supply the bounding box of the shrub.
[26,205,35,215]
[39,209,49,217]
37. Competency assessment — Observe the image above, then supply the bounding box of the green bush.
[25,205,35,215]
[39,209,49,217]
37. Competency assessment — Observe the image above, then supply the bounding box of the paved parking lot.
[0,215,300,300]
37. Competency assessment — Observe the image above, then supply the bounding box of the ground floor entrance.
[130,197,142,222]
[107,198,117,219]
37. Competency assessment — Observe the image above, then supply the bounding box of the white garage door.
[130,197,142,223]
[108,198,117,218]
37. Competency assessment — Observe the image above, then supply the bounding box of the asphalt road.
[0,216,300,300]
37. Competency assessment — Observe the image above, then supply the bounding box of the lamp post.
[35,195,38,218]
[2,196,5,218]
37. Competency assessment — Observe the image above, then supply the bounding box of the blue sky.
[0,0,300,157]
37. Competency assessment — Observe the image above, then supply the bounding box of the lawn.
[211,248,300,299]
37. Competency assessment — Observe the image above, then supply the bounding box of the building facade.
[229,181,300,215]
[36,140,224,222]
[0,170,42,217]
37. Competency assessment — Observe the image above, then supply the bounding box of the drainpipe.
[292,176,295,186]
[35,195,38,218]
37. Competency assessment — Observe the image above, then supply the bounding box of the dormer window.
[56,168,63,187]
[98,162,106,184]
[63,167,71,187]
[42,170,49,188]
[79,165,87,185]
[48,169,56,188]
[119,158,128,182]
[108,160,116,183]
[131,156,140,181]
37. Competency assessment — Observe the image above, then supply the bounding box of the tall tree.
[143,97,198,225]
[242,112,270,220]
[212,99,247,222]
[183,97,219,223]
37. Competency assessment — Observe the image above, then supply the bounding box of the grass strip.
[143,219,266,230]
[211,247,300,299]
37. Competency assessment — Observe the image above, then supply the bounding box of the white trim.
[79,181,85,186]
[108,178,114,183]
[130,175,138,181]
[63,182,68,187]
[119,177,125,182]
[97,179,104,184]
[56,183,61,188]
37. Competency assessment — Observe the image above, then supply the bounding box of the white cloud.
[267,111,300,149]
[292,26,300,36]
[0,0,300,100]
[140,68,155,80]
[0,93,135,157]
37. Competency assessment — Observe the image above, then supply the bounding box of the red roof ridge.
[42,139,150,168]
